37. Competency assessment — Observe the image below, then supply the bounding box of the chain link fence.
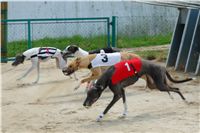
[6,22,28,57]
[4,18,110,58]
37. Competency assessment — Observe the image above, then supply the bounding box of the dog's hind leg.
[97,94,122,122]
[169,87,186,100]
[17,62,36,81]
[155,80,186,100]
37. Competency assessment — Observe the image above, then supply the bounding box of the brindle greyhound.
[62,52,155,90]
[83,58,193,122]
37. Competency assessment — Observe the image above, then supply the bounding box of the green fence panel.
[1,17,117,61]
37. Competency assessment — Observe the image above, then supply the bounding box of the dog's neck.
[95,85,104,96]
[77,54,97,69]
[74,47,89,57]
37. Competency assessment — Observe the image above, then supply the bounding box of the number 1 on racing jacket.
[111,58,142,85]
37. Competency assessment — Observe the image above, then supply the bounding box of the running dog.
[62,44,120,57]
[62,44,121,84]
[83,58,193,121]
[62,52,154,90]
[12,47,68,83]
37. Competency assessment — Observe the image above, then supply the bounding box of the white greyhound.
[12,47,69,83]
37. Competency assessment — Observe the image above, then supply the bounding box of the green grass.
[7,34,171,57]
[117,34,171,48]
[8,35,107,57]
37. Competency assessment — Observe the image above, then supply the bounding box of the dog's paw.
[74,86,79,91]
[16,78,22,81]
[96,116,102,122]
[122,112,127,116]
[32,81,38,84]
[96,114,104,122]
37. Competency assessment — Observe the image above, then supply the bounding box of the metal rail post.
[111,16,117,47]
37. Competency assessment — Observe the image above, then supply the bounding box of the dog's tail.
[166,71,193,83]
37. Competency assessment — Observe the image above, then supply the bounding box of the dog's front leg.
[73,72,78,80]
[74,71,100,90]
[74,82,81,90]
[73,76,93,90]
[33,63,40,84]
[97,94,121,122]
[121,89,127,116]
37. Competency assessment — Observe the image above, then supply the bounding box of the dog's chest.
[111,58,142,85]
[91,53,121,68]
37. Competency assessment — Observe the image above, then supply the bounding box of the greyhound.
[83,58,193,122]
[62,52,153,90]
[62,44,120,57]
[62,44,121,88]
[12,47,69,83]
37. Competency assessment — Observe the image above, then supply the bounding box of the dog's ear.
[73,45,79,52]
[68,45,79,53]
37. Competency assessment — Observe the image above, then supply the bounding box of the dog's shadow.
[84,109,178,129]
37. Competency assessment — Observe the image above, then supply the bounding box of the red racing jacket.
[111,58,142,85]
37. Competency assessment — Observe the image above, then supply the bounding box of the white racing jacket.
[91,53,121,68]
[23,47,66,69]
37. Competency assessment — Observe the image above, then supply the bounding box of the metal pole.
[27,20,32,49]
[107,18,110,47]
[111,16,116,47]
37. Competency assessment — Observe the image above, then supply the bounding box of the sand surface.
[1,59,200,133]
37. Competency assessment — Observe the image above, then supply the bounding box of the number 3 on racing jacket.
[91,53,121,68]
[111,58,142,85]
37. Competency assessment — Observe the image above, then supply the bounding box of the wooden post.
[1,2,8,63]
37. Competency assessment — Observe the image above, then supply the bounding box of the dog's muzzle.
[62,69,74,76]
[83,98,98,108]
[83,102,91,108]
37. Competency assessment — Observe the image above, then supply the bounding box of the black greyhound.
[83,58,193,121]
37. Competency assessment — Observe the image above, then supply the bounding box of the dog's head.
[62,57,81,75]
[12,54,25,66]
[62,44,79,56]
[83,85,103,108]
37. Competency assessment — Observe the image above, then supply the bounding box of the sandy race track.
[1,59,200,133]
